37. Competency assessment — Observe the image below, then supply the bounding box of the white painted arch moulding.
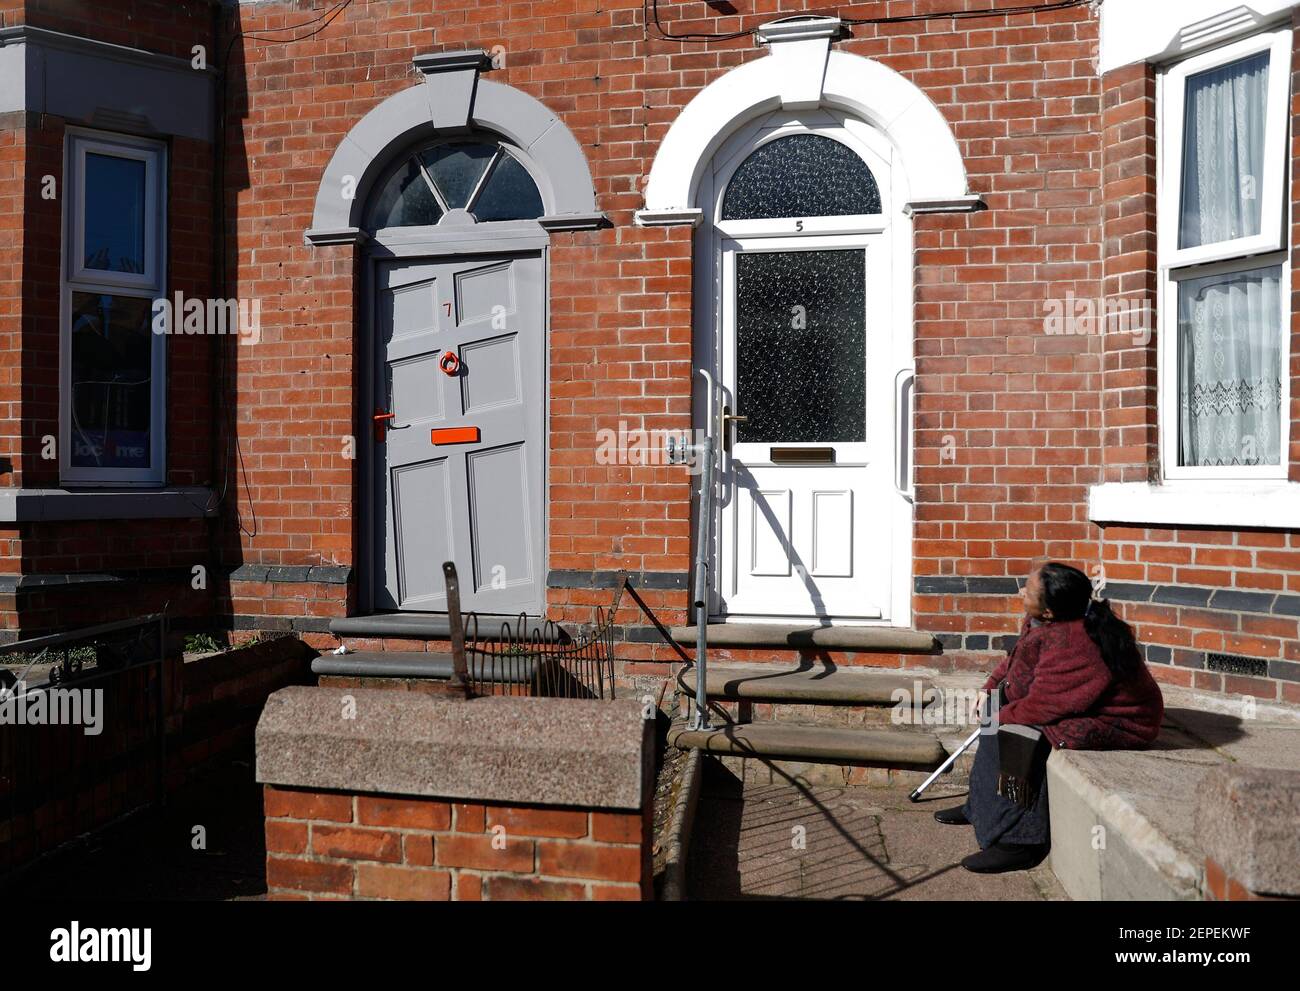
[637,28,978,225]
[306,51,605,245]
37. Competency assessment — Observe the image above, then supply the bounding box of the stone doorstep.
[311,650,533,683]
[668,720,948,771]
[329,612,568,642]
[670,623,940,653]
[677,662,934,705]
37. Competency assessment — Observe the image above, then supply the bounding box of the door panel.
[373,253,544,613]
[720,238,892,621]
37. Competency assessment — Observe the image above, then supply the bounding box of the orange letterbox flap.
[430,426,481,445]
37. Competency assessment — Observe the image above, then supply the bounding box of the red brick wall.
[263,784,651,901]
[0,1,218,637]
[1099,62,1157,484]
[223,0,1105,656]
[2,0,1298,705]
[12,0,212,60]
[1082,16,1300,707]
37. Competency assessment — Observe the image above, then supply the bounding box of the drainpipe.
[207,0,225,626]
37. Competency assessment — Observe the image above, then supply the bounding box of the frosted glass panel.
[722,134,881,220]
[735,250,866,443]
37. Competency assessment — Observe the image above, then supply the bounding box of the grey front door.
[372,253,544,613]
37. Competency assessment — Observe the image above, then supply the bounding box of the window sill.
[0,487,216,522]
[1088,481,1300,529]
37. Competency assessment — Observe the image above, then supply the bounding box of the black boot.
[934,805,971,826]
[961,842,1049,874]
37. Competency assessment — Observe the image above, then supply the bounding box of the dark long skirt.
[961,727,1051,849]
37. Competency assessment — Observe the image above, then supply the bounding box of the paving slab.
[685,764,1066,901]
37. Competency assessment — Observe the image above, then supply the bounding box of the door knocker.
[439,350,461,376]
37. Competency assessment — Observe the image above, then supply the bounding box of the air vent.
[1205,653,1267,677]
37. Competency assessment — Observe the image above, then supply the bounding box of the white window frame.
[60,128,168,487]
[1156,27,1293,483]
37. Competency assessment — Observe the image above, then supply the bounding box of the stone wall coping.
[256,686,651,811]
[1194,766,1300,897]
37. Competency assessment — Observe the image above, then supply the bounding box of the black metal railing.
[442,563,624,700]
[0,614,169,881]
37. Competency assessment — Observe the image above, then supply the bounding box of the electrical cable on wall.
[647,0,1095,43]
[212,0,357,538]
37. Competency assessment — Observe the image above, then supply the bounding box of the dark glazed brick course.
[547,570,688,590]
[1151,586,1212,608]
[923,576,1298,621]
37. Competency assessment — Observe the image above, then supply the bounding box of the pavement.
[686,759,1067,900]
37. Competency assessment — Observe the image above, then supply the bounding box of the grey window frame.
[60,127,168,487]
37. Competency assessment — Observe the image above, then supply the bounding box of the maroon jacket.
[982,617,1164,751]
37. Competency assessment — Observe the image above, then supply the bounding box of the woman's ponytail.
[1039,563,1144,680]
[1082,596,1143,680]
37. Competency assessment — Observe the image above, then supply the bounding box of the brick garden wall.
[0,634,312,880]
[263,784,651,901]
[0,0,219,639]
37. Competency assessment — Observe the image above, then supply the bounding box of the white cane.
[908,725,981,803]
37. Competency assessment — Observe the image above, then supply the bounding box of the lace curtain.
[1179,51,1269,248]
[1178,266,1283,466]
[1175,50,1282,467]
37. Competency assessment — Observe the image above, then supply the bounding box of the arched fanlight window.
[365,138,545,230]
[721,133,881,220]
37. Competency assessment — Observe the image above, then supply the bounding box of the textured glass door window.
[69,292,153,469]
[722,134,881,220]
[84,153,147,273]
[735,249,866,443]
[368,158,443,228]
[473,154,545,222]
[420,142,496,209]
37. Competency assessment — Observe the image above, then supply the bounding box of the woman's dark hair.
[1038,562,1143,679]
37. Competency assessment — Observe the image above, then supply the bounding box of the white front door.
[701,112,913,626]
[717,235,896,621]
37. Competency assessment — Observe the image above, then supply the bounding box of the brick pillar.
[1099,62,1157,483]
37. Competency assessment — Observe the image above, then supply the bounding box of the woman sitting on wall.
[934,562,1165,874]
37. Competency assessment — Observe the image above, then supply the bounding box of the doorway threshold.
[330,611,567,641]
[668,622,939,654]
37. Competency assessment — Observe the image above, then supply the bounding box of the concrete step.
[678,662,930,706]
[312,650,534,683]
[670,623,939,653]
[329,613,567,641]
[668,720,947,771]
